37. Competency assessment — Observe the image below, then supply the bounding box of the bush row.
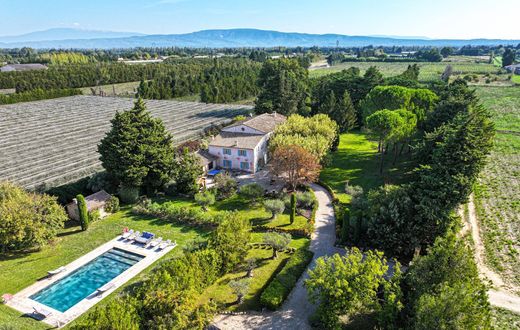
[252,225,313,238]
[132,200,221,227]
[0,88,82,105]
[260,248,314,310]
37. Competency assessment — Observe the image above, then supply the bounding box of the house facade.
[208,113,286,173]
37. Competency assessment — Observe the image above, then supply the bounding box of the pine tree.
[340,90,357,132]
[98,98,176,193]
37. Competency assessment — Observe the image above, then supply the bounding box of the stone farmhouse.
[65,190,112,221]
[207,113,286,173]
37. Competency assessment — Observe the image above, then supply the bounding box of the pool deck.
[6,235,176,327]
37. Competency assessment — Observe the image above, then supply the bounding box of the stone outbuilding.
[65,190,112,221]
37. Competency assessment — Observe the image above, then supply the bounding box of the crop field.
[0,95,252,190]
[79,81,141,97]
[473,86,520,291]
[475,86,520,132]
[309,60,502,81]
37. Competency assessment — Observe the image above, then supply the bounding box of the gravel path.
[213,183,338,330]
[465,194,520,314]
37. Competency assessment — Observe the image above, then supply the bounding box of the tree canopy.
[0,181,67,252]
[98,98,176,193]
[255,58,310,116]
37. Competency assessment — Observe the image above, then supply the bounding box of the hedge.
[132,200,220,227]
[260,248,314,310]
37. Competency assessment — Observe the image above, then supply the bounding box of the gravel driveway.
[213,183,338,330]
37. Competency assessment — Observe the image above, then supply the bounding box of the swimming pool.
[30,248,144,312]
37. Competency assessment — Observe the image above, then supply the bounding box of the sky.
[0,0,519,39]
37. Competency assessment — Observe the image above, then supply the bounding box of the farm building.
[208,112,286,173]
[0,63,48,72]
[0,95,252,190]
[65,190,112,221]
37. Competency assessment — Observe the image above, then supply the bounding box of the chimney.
[234,140,238,147]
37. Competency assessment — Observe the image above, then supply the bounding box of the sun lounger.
[135,231,155,244]
[149,237,162,248]
[47,266,66,276]
[128,231,140,241]
[96,282,115,295]
[157,239,172,250]
[33,306,52,318]
[121,229,134,239]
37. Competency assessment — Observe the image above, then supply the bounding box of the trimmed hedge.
[260,248,314,310]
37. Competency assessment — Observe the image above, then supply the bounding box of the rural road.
[465,194,520,314]
[213,183,338,329]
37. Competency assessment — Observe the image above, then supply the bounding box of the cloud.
[72,22,81,27]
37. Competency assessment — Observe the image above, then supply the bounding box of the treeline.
[0,58,226,92]
[0,88,82,105]
[137,58,261,103]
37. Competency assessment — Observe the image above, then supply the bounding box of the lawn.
[199,234,309,311]
[320,132,414,204]
[491,307,520,329]
[0,206,209,329]
[512,75,520,85]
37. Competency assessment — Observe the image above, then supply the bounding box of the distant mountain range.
[0,28,144,44]
[0,28,518,49]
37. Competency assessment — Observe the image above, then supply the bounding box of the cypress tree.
[77,194,89,231]
[290,193,297,224]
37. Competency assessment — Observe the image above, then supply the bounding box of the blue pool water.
[30,248,144,312]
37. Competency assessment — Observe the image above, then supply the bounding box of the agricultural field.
[79,81,141,97]
[473,86,520,291]
[309,57,502,82]
[0,95,252,190]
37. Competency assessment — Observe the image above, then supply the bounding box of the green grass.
[320,132,414,204]
[512,75,520,85]
[309,60,501,81]
[475,86,520,132]
[0,205,209,329]
[199,233,309,311]
[492,56,503,67]
[474,133,520,290]
[491,307,520,329]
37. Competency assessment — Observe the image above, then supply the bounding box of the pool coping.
[6,235,176,327]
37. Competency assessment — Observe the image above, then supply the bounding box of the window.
[240,162,250,170]
[223,148,232,155]
[238,149,247,157]
[223,160,232,168]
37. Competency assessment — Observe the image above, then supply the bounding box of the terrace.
[0,95,252,190]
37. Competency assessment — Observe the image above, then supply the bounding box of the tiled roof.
[209,132,265,149]
[228,112,286,133]
[195,150,218,165]
[84,190,112,211]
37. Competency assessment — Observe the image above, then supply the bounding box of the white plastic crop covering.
[0,95,252,190]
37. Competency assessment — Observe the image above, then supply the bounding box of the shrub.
[194,190,216,211]
[119,185,139,204]
[214,172,237,199]
[263,199,285,219]
[132,201,219,227]
[239,183,264,203]
[77,194,89,231]
[105,196,120,213]
[88,209,101,222]
[0,182,67,252]
[260,249,314,310]
[296,191,316,209]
